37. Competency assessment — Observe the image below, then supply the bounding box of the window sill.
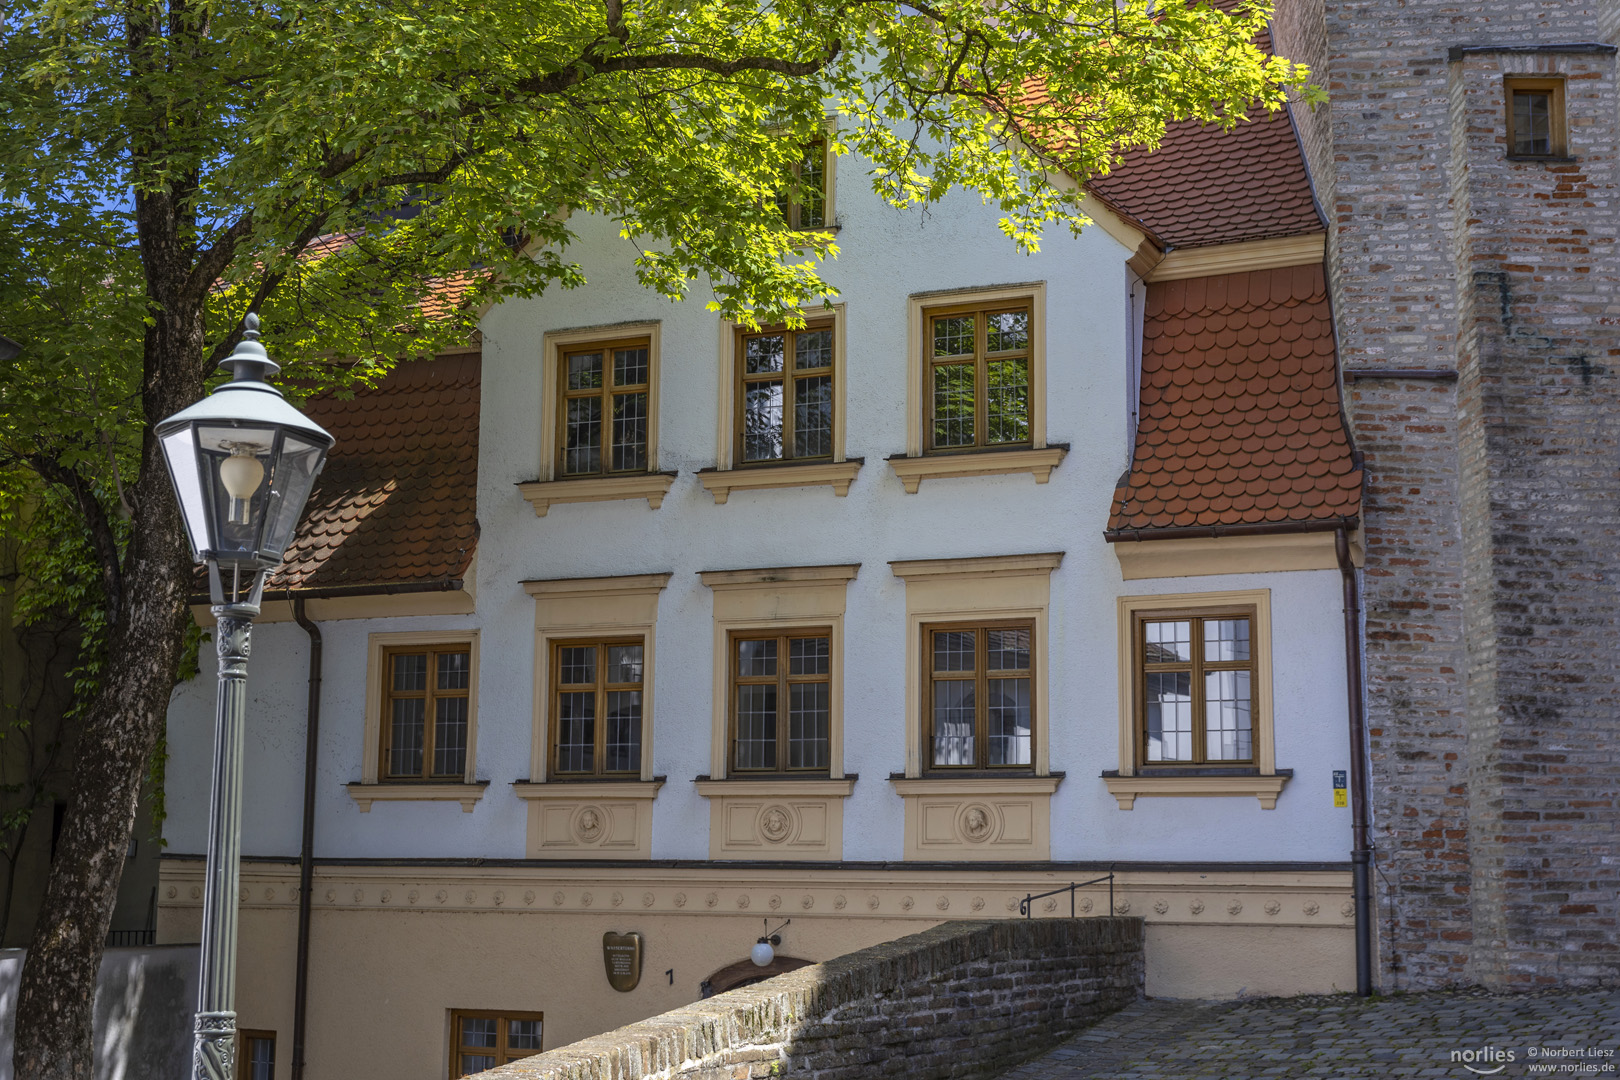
[1101,770,1292,810]
[697,459,862,504]
[512,778,665,799]
[888,774,1062,796]
[887,445,1067,493]
[516,472,676,516]
[1505,154,1575,163]
[693,776,856,798]
[346,781,488,813]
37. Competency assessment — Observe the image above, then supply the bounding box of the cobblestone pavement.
[998,988,1620,1079]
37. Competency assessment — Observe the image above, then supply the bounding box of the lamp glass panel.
[159,428,211,559]
[201,443,275,563]
[260,432,327,560]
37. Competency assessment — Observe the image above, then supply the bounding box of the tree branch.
[24,453,124,629]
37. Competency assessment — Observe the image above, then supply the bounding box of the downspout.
[291,598,322,1079]
[1335,527,1375,996]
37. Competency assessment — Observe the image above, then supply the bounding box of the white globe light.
[750,940,775,967]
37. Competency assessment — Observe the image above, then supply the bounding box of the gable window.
[777,138,828,231]
[1135,609,1255,765]
[736,322,835,465]
[730,630,832,773]
[559,337,650,477]
[451,1011,542,1078]
[1504,77,1566,158]
[924,621,1035,771]
[551,638,645,777]
[926,301,1033,452]
[381,645,471,780]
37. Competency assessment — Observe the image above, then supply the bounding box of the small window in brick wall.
[1505,77,1566,159]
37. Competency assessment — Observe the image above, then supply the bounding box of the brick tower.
[1272,0,1620,988]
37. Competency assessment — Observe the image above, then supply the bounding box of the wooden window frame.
[549,636,646,779]
[779,136,830,231]
[238,1030,276,1080]
[1132,604,1258,768]
[378,644,474,783]
[921,618,1037,774]
[450,1010,543,1079]
[556,335,653,479]
[1504,76,1567,159]
[732,320,837,468]
[727,627,834,775]
[922,298,1036,455]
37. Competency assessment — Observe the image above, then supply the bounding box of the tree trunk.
[12,306,205,1080]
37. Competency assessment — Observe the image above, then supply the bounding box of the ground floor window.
[239,1030,275,1080]
[451,1011,543,1077]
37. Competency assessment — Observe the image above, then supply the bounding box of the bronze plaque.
[602,931,643,992]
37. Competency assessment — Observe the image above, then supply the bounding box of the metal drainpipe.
[1335,528,1376,996]
[290,597,322,1079]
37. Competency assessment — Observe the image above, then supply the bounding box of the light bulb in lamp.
[220,449,265,524]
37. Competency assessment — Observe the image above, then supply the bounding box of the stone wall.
[487,918,1143,1080]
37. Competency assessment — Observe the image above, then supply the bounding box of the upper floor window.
[735,322,835,465]
[1136,607,1256,765]
[777,138,828,231]
[1505,76,1566,158]
[730,629,832,773]
[559,337,650,477]
[925,620,1035,771]
[551,638,645,778]
[381,645,472,781]
[925,300,1034,453]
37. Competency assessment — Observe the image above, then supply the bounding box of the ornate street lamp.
[156,314,333,1080]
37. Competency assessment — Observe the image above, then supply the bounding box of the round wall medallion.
[353,889,365,904]
[1303,900,1320,917]
[610,891,623,907]
[1264,900,1281,916]
[802,894,815,909]
[239,888,248,902]
[1189,898,1205,915]
[380,889,392,904]
[192,886,202,900]
[524,891,536,906]
[1114,898,1131,914]
[1227,899,1243,916]
[1079,897,1094,914]
[264,888,276,902]
[1341,899,1356,918]
[867,894,880,910]
[324,889,335,903]
[758,805,793,843]
[936,896,950,912]
[971,896,985,912]
[464,890,477,905]
[1152,899,1169,915]
[768,894,782,910]
[901,895,915,911]
[436,889,448,904]
[552,891,565,906]
[643,892,656,908]
[1043,898,1058,913]
[166,886,177,900]
[674,892,688,908]
[408,890,420,905]
[736,894,751,909]
[494,890,506,907]
[573,805,606,843]
[705,892,719,908]
[957,803,995,843]
[833,894,847,910]
[580,891,593,907]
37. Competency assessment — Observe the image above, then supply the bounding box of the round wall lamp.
[751,919,791,966]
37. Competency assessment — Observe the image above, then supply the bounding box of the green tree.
[0,0,1309,1073]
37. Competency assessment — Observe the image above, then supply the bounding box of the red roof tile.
[1108,265,1361,534]
[265,352,480,592]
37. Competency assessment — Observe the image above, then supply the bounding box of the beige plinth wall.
[158,858,1356,1080]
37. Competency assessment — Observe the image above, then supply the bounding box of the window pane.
[434,696,468,777]
[797,144,825,228]
[793,374,833,458]
[734,684,778,769]
[986,359,1030,443]
[563,396,602,475]
[1205,670,1253,761]
[559,645,596,686]
[795,328,833,370]
[932,363,975,447]
[745,334,785,374]
[611,392,648,471]
[566,351,603,390]
[788,636,829,676]
[1143,620,1192,663]
[932,680,976,766]
[508,1019,543,1051]
[737,638,777,677]
[437,651,471,691]
[461,1018,498,1048]
[743,381,784,461]
[986,310,1029,353]
[606,644,643,684]
[461,1056,495,1076]
[987,677,1031,766]
[387,698,424,777]
[556,692,595,773]
[1513,90,1552,155]
[932,315,974,357]
[248,1037,274,1080]
[1145,671,1193,762]
[392,653,427,693]
[788,682,829,769]
[613,346,648,387]
[1204,618,1251,662]
[986,628,1029,671]
[932,630,976,672]
[605,690,642,773]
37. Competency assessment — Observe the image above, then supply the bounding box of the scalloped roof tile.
[1108,264,1361,534]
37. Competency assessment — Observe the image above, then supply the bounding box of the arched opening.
[699,955,814,998]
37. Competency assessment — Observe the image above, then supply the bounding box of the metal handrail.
[1019,873,1115,919]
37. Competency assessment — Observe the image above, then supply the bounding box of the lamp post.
[157,314,333,1080]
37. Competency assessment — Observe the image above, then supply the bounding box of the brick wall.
[484,919,1143,1080]
[1274,0,1620,989]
